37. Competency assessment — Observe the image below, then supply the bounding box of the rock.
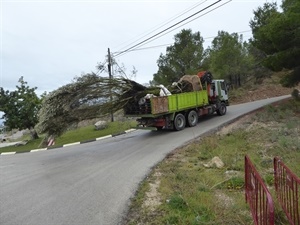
[14,140,29,146]
[203,156,224,168]
[94,120,108,130]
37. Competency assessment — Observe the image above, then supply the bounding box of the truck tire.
[173,113,186,131]
[217,102,227,116]
[187,110,198,127]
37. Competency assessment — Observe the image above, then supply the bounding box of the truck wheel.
[217,102,227,116]
[187,110,198,127]
[173,113,186,131]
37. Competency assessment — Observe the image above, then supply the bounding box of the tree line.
[152,29,264,89]
[0,0,299,141]
[153,0,299,88]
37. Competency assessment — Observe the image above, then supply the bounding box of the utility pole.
[107,48,114,122]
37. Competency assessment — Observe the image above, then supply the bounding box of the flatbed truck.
[124,79,229,131]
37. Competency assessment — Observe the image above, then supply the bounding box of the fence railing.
[245,155,275,225]
[274,157,300,225]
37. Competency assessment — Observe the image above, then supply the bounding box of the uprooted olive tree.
[36,73,157,145]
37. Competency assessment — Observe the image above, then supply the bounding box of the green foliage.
[0,77,41,138]
[264,174,274,186]
[224,177,244,190]
[204,31,255,88]
[250,0,300,87]
[36,73,149,137]
[246,43,272,83]
[152,29,204,85]
[168,195,188,211]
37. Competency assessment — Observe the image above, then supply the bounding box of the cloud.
[1,0,280,95]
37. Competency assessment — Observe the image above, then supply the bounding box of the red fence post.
[245,155,275,225]
[274,157,300,225]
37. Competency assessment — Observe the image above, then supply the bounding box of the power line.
[166,0,232,35]
[114,0,208,52]
[113,0,222,57]
[114,0,232,58]
[114,29,251,53]
[114,0,233,56]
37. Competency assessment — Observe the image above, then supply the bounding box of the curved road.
[0,95,289,225]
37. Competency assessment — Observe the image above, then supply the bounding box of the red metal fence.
[245,155,275,225]
[274,157,300,225]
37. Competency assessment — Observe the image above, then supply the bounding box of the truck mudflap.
[136,118,167,130]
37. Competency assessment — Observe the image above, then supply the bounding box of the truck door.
[220,81,229,105]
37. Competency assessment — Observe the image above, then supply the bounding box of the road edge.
[0,128,136,155]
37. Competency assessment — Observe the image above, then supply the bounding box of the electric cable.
[114,30,251,53]
[114,0,208,51]
[114,0,232,57]
[114,0,222,57]
[126,0,233,54]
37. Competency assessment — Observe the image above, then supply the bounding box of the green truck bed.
[125,90,209,117]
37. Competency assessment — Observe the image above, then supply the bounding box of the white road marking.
[1,152,16,155]
[63,142,80,147]
[30,148,47,152]
[96,135,112,141]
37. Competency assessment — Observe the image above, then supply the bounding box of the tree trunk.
[30,128,39,140]
[234,74,238,88]
[38,136,48,148]
[229,75,233,90]
[238,74,241,87]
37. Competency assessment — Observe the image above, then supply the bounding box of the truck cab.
[209,80,229,106]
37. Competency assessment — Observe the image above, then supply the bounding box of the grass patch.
[55,120,136,145]
[125,99,300,225]
[0,137,45,153]
[0,120,136,153]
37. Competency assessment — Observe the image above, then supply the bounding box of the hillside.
[229,74,298,104]
[124,75,300,225]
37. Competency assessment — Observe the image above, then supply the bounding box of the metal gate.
[274,157,300,225]
[245,155,275,225]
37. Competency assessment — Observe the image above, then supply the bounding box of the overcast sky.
[1,0,280,96]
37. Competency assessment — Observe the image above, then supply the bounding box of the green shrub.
[168,195,188,211]
[225,177,244,190]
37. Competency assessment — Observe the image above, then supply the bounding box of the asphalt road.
[0,95,290,225]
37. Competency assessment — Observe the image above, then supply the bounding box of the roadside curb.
[0,129,136,156]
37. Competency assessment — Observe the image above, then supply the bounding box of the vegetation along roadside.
[124,98,300,225]
[0,120,136,153]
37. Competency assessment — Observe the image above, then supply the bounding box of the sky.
[1,0,281,97]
